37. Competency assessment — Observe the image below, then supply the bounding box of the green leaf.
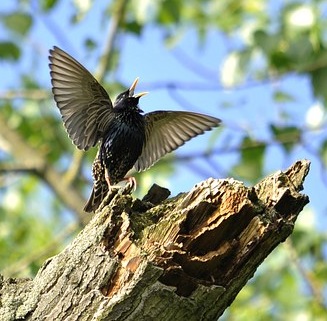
[22,74,40,89]
[40,0,59,11]
[122,21,143,35]
[311,67,327,104]
[157,0,182,24]
[319,140,327,168]
[0,41,20,61]
[270,51,293,71]
[285,36,313,64]
[270,125,301,153]
[84,38,97,50]
[232,136,266,182]
[253,30,280,55]
[273,90,295,103]
[2,12,33,36]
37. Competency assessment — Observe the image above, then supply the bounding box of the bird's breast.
[99,112,146,183]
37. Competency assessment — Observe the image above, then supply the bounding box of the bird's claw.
[126,177,137,191]
[121,176,136,195]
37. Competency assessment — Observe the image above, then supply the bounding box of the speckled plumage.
[49,46,221,212]
[99,98,146,184]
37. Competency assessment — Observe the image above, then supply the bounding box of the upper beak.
[129,77,139,96]
[129,77,148,98]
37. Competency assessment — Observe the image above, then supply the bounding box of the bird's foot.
[124,176,137,191]
[116,176,137,195]
[105,175,136,194]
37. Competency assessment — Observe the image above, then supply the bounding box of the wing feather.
[134,111,221,171]
[49,46,114,150]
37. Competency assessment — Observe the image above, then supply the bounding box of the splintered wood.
[106,160,310,298]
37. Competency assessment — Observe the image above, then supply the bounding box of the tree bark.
[0,160,310,321]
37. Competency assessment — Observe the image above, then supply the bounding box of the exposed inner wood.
[105,160,310,297]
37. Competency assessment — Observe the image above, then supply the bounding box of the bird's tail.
[83,182,109,213]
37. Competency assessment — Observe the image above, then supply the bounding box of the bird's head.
[114,78,148,112]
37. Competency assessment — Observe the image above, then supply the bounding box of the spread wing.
[49,46,114,150]
[134,111,221,171]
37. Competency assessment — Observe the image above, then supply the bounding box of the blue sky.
[1,1,326,229]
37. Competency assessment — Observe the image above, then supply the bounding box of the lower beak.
[134,91,148,98]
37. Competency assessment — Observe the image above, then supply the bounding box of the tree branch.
[0,160,310,320]
[0,115,89,225]
[96,0,129,82]
[284,238,326,311]
[0,89,49,100]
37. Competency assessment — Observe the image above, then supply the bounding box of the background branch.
[0,89,49,100]
[0,115,89,225]
[285,239,326,311]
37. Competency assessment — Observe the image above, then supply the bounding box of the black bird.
[49,46,221,212]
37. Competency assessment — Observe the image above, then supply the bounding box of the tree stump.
[0,160,310,321]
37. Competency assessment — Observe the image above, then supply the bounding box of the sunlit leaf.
[221,52,245,87]
[2,12,32,36]
[305,103,324,129]
[285,4,315,30]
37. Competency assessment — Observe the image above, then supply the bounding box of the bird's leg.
[104,166,136,191]
[104,169,112,191]
[105,175,111,188]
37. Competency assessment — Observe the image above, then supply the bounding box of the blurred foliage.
[232,136,266,183]
[0,0,326,319]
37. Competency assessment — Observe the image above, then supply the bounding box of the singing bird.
[49,46,221,212]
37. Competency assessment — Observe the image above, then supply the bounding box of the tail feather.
[84,153,109,213]
[83,182,109,213]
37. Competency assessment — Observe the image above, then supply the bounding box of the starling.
[49,46,221,212]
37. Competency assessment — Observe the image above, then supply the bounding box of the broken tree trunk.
[0,160,310,321]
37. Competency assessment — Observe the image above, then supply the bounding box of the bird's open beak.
[129,77,148,98]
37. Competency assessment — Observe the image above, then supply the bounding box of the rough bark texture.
[0,160,310,321]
